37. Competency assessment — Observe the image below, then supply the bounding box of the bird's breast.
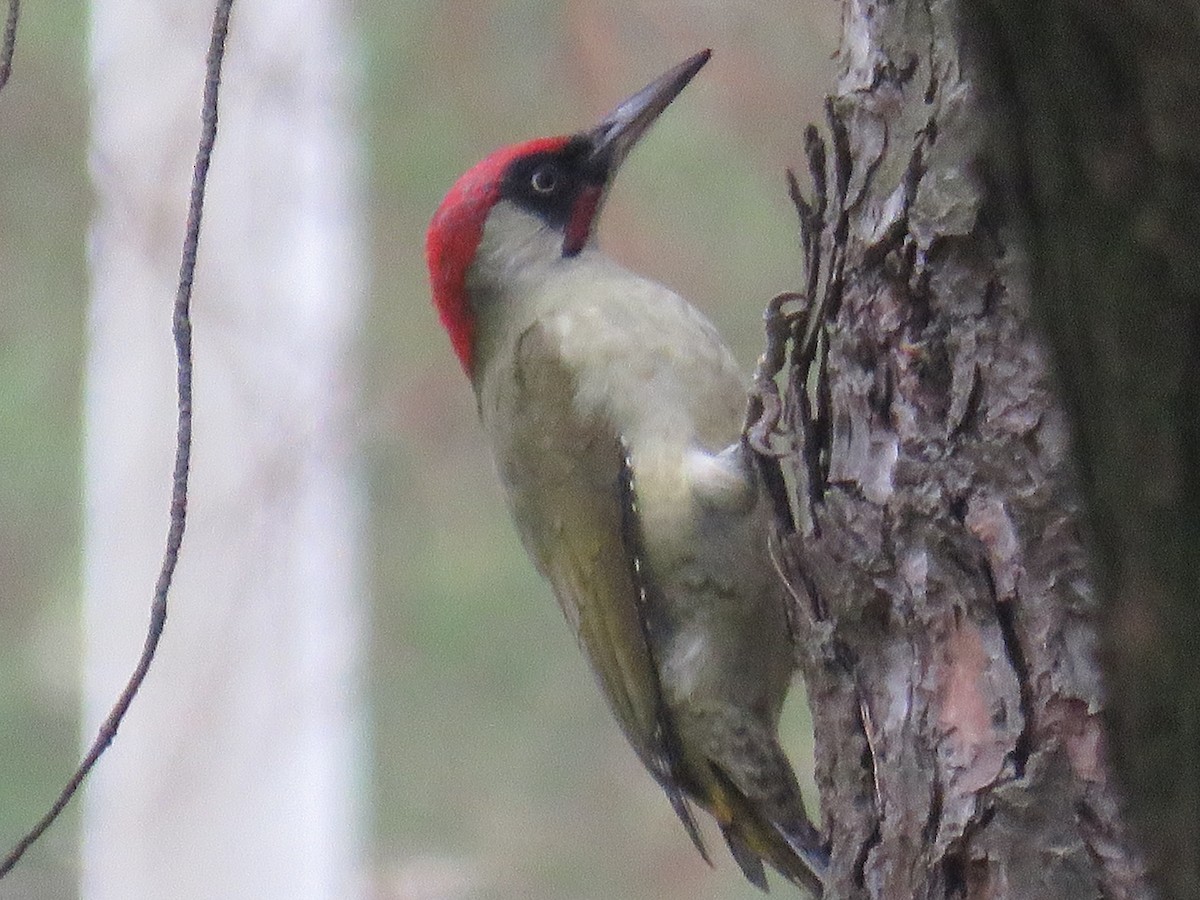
[473,253,790,712]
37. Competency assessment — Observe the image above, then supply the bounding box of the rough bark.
[763,1,1157,897]
[957,3,1200,897]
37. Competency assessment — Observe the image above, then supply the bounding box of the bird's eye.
[530,164,558,195]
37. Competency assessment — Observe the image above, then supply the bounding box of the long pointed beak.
[587,49,711,175]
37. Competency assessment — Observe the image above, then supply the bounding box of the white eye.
[530,164,558,194]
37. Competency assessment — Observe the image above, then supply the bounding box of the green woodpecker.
[425,50,826,894]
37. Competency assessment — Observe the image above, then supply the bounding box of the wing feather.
[495,320,708,860]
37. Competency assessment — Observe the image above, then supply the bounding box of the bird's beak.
[560,50,710,257]
[586,49,711,177]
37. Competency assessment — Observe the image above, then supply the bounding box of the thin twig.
[0,0,234,877]
[0,0,18,92]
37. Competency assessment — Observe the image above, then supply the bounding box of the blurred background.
[0,1,838,897]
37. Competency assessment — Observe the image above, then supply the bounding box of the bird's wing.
[498,319,710,862]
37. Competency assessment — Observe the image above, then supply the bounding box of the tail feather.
[774,817,831,888]
[663,779,713,867]
[766,816,829,896]
[720,824,770,892]
[708,761,827,896]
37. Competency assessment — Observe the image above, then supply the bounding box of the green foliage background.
[0,2,836,897]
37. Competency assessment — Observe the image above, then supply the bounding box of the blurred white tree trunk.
[82,2,366,898]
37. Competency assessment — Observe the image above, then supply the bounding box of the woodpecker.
[426,50,826,894]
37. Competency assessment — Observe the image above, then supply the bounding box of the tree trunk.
[767,0,1169,896]
[82,1,365,896]
[958,3,1200,897]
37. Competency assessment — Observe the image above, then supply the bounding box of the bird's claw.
[744,291,809,457]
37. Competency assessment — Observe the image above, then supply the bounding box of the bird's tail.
[706,758,828,895]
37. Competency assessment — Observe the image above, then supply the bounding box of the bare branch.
[0,0,235,877]
[0,0,18,92]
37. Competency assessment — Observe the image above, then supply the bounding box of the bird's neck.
[466,201,612,381]
[468,222,747,459]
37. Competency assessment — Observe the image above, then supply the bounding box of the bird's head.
[425,50,711,377]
